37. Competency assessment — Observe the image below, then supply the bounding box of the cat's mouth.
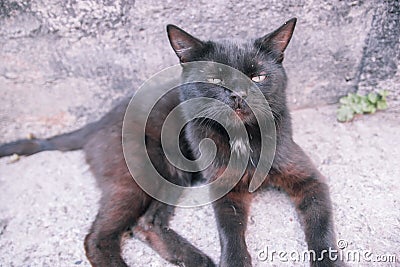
[234,108,250,120]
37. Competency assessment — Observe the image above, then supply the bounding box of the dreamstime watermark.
[257,239,397,264]
[122,62,277,207]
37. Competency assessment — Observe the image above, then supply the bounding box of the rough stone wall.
[357,0,400,100]
[0,0,399,140]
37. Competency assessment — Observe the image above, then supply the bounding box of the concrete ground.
[0,103,399,266]
[0,2,399,265]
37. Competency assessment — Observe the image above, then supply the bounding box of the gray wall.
[0,0,399,139]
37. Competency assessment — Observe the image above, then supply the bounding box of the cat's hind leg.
[84,182,151,267]
[133,200,216,267]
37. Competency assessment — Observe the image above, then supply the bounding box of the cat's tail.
[0,121,99,158]
[0,98,129,158]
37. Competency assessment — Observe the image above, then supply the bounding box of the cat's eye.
[207,78,222,84]
[251,75,267,83]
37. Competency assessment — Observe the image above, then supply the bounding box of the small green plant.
[337,90,389,122]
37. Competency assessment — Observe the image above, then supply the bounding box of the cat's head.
[166,18,296,126]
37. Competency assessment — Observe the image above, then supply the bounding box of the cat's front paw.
[310,259,348,267]
[219,254,252,267]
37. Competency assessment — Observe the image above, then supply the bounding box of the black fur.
[0,18,344,267]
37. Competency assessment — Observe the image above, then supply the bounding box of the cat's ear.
[167,24,206,63]
[255,18,297,62]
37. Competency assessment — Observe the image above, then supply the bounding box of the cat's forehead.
[218,39,252,50]
[206,40,264,71]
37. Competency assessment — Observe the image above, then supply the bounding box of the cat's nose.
[230,90,247,100]
[230,91,247,109]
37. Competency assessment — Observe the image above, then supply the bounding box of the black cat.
[0,18,343,267]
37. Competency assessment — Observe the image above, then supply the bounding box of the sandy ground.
[0,103,399,267]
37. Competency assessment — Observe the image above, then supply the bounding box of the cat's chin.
[234,109,246,118]
[230,109,256,126]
